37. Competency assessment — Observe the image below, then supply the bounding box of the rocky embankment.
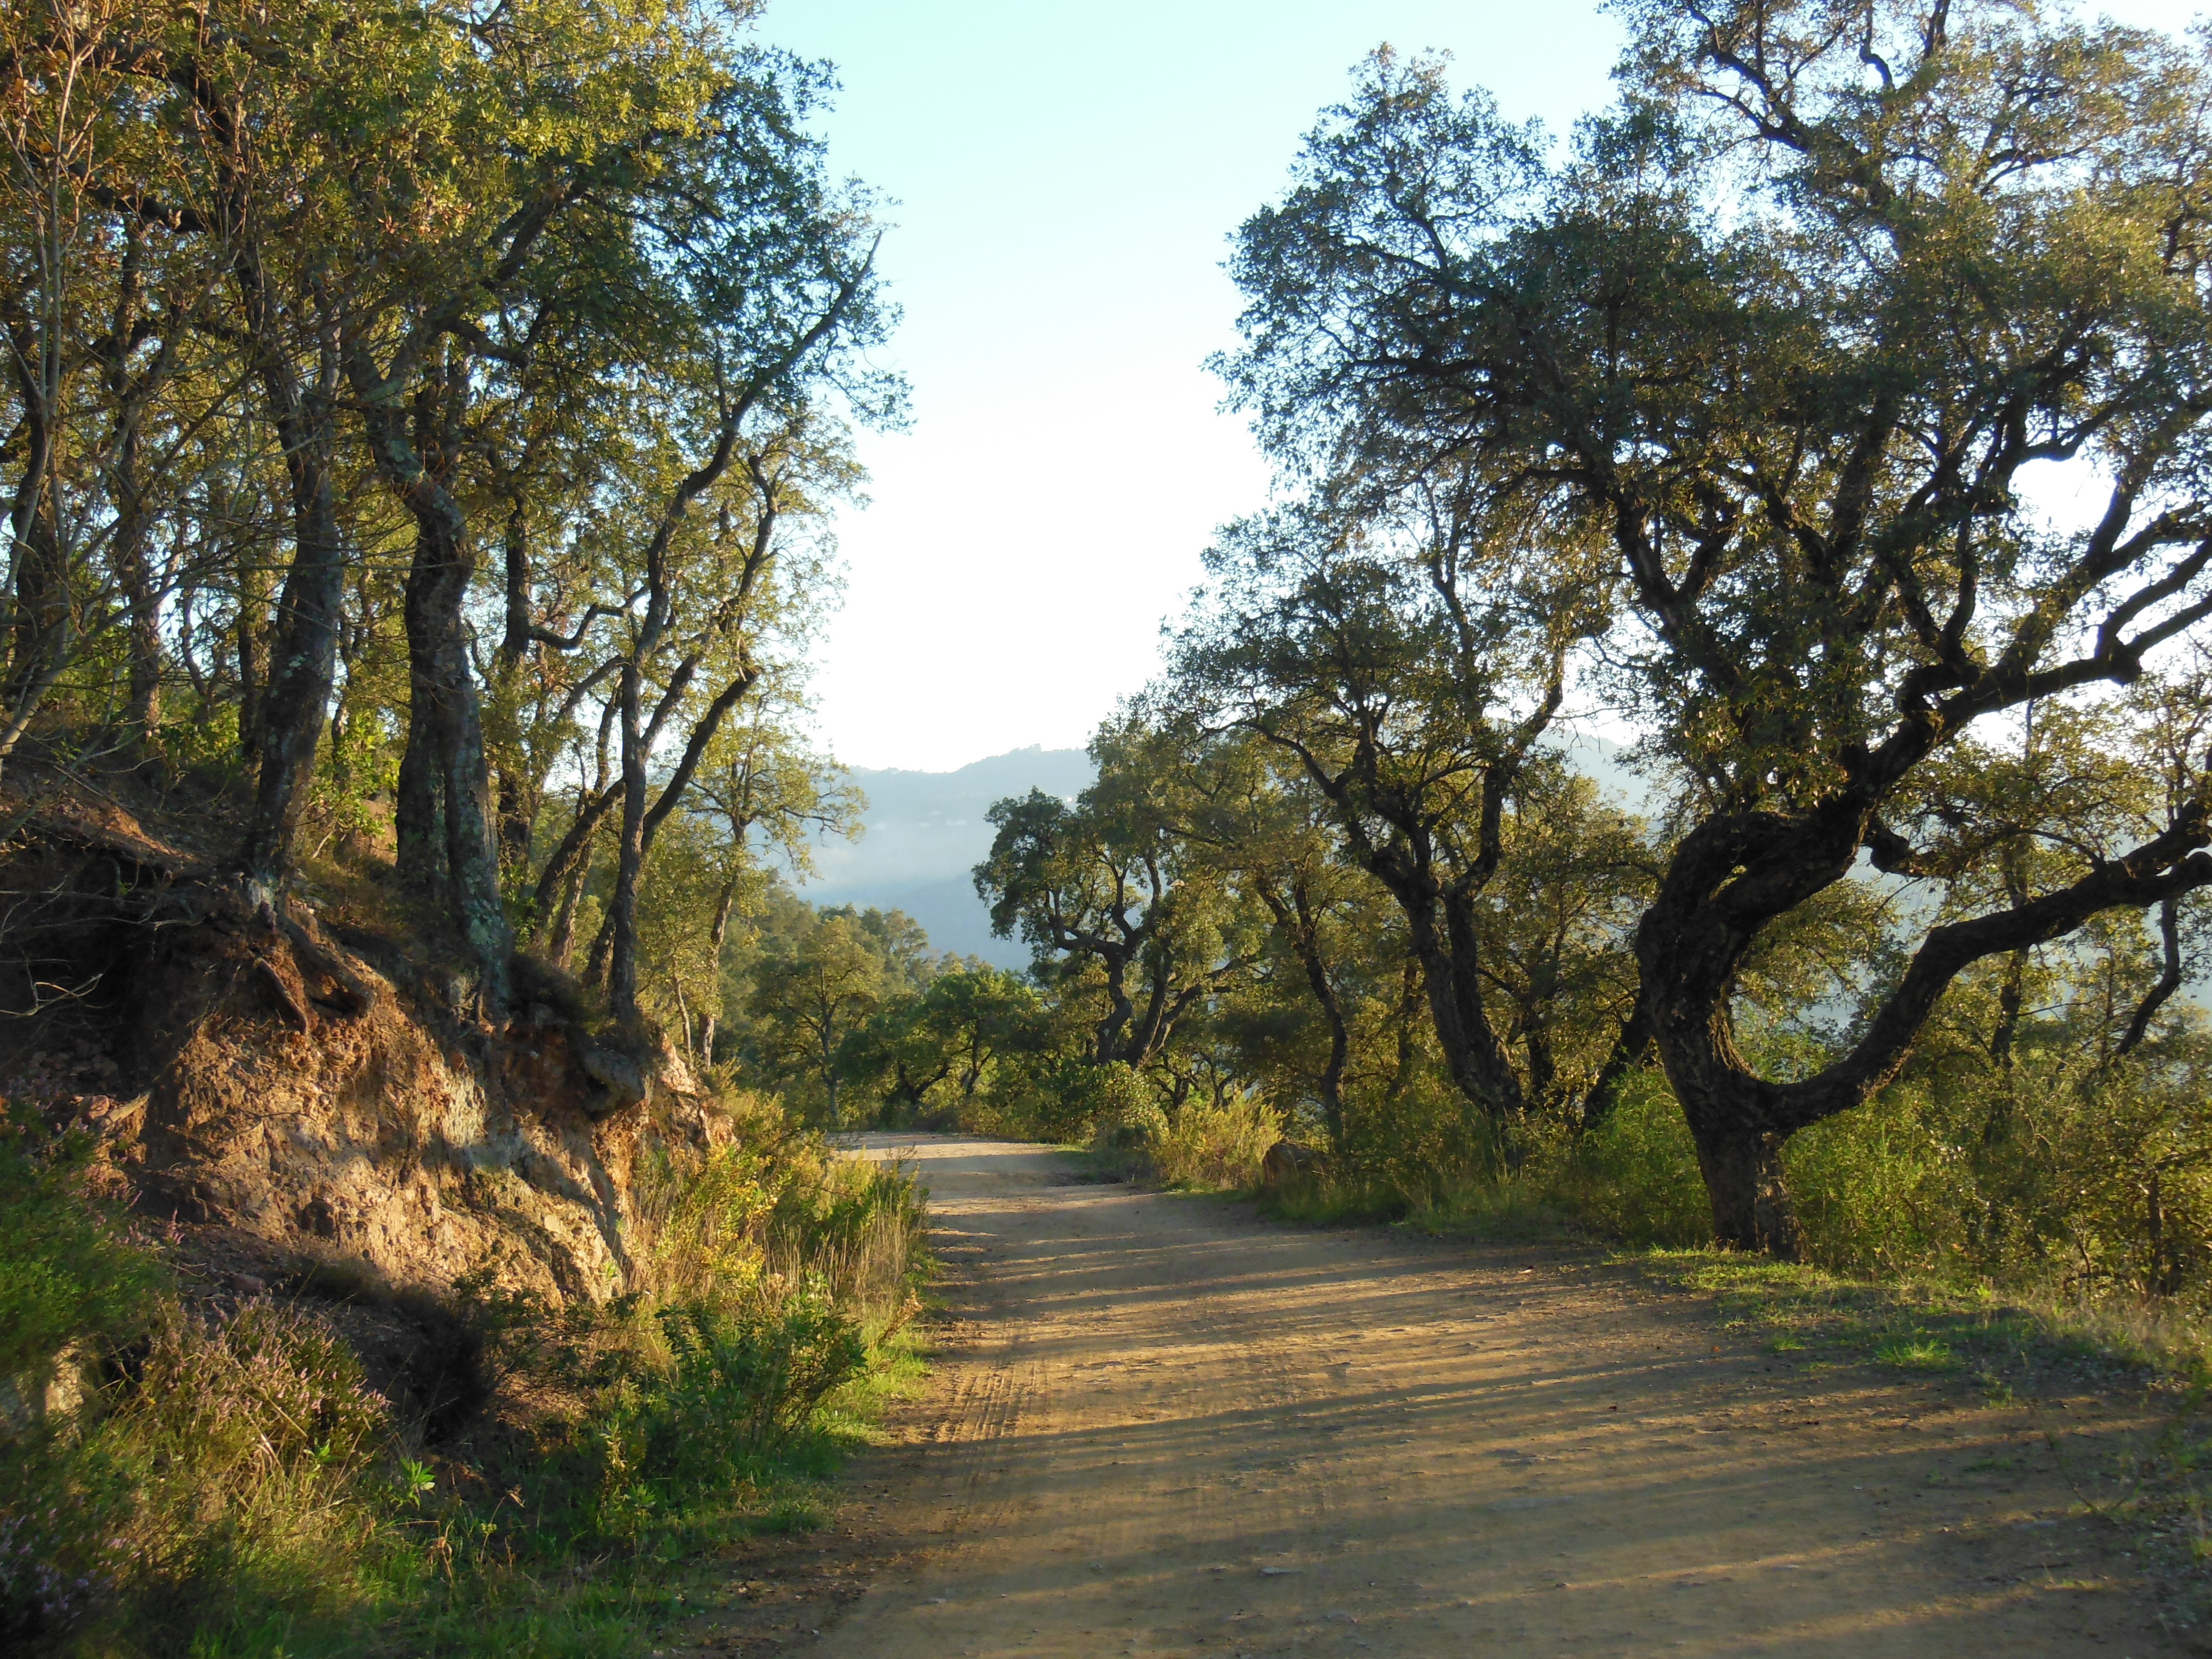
[2,776,725,1420]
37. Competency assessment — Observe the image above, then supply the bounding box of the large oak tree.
[1220,1,2212,1250]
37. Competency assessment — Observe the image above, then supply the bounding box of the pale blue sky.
[765,0,2203,773]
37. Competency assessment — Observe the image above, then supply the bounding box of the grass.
[13,1306,932,1659]
[1616,1244,2212,1618]
[1,1118,935,1659]
[1253,1164,1582,1243]
[1083,1093,1281,1194]
[1621,1246,2203,1387]
[360,1316,933,1659]
[1872,1336,1960,1371]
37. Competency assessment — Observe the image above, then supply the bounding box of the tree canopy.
[1203,0,2212,1251]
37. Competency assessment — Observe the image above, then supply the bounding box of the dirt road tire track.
[793,1136,2183,1658]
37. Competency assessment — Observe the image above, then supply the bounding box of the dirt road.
[809,1135,2176,1658]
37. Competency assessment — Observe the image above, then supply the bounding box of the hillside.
[798,746,1096,966]
[791,740,1653,966]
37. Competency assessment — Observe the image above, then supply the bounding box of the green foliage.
[724,900,964,1123]
[0,1125,166,1388]
[1202,0,2212,1250]
[0,1099,928,1657]
[1334,1069,1498,1206]
[1773,1035,2212,1301]
[975,733,1260,1077]
[647,1287,867,1467]
[1,1300,397,1653]
[1542,1072,1711,1250]
[954,1055,1087,1144]
[1082,1063,1164,1153]
[1142,1094,1281,1190]
[839,964,1046,1128]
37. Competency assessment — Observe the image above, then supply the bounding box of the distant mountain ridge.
[796,746,1095,967]
[793,735,1646,969]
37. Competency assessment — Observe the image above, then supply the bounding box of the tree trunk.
[606,660,649,1022]
[109,412,162,750]
[394,692,445,894]
[433,615,510,1009]
[0,364,72,775]
[1091,947,1137,1064]
[184,106,346,885]
[1309,959,1350,1153]
[490,493,537,881]
[1577,1000,1653,1129]
[352,349,511,1009]
[1400,890,1523,1133]
[1336,821,1522,1142]
[1260,877,1349,1151]
[1690,1120,1802,1257]
[1632,806,1862,1254]
[1523,1022,1557,1114]
[119,505,162,746]
[603,661,763,1019]
[1989,949,2027,1069]
[230,235,349,886]
[1637,796,2212,1254]
[4,339,68,715]
[533,780,623,942]
[696,876,741,1065]
[583,907,617,989]
[235,592,268,762]
[235,373,345,883]
[1652,968,1808,1255]
[104,228,168,756]
[2114,895,2183,1060]
[1389,956,1422,1101]
[400,506,510,1005]
[496,770,534,883]
[548,851,589,971]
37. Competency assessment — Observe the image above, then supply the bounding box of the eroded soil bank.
[693,1133,2181,1659]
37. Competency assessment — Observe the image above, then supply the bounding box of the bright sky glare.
[764,0,2207,775]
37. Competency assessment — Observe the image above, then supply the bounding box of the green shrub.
[985,1058,1151,1146]
[1338,1071,1501,1200]
[0,1120,172,1646]
[778,1157,929,1341]
[635,1140,777,1304]
[1083,1066,1168,1175]
[0,1101,930,1655]
[1146,1094,1279,1190]
[649,1286,868,1465]
[1784,1084,1960,1276]
[0,1124,166,1389]
[1543,1070,1710,1248]
[0,1427,137,1646]
[1513,1042,2212,1304]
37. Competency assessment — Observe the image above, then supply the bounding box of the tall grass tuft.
[1148,1094,1281,1190]
[1,1289,401,1650]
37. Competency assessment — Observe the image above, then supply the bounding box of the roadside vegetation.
[14,0,2212,1645]
[0,1,931,1648]
[1,1108,928,1656]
